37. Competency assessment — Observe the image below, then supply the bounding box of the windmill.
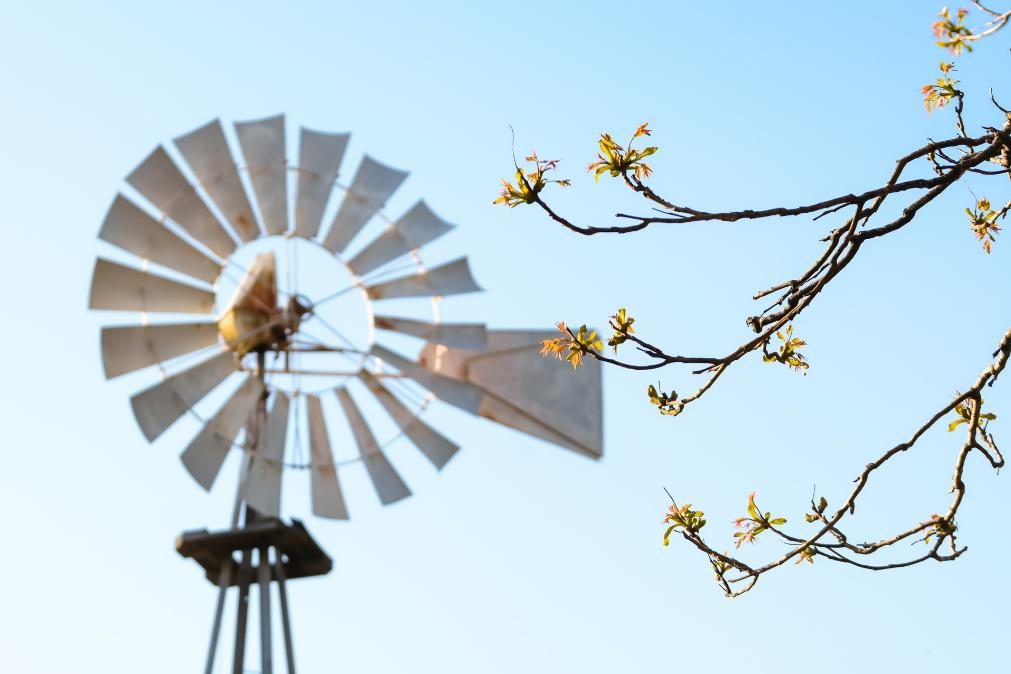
[89,115,603,673]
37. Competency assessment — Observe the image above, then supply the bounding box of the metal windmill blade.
[92,114,605,522]
[91,114,606,674]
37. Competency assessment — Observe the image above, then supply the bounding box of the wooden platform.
[176,518,332,586]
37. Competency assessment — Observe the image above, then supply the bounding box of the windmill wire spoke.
[296,325,365,375]
[309,313,361,351]
[334,348,366,369]
[300,178,411,306]
[311,283,359,309]
[288,324,330,345]
[293,324,367,357]
[383,369,430,407]
[290,334,327,347]
[311,257,421,310]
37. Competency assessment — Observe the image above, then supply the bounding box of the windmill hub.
[214,235,373,391]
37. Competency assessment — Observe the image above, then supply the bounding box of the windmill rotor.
[90,114,604,522]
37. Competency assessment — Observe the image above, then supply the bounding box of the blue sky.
[1,2,1008,672]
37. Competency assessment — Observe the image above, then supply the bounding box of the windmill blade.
[242,392,290,517]
[295,127,349,239]
[419,331,604,459]
[181,376,265,491]
[235,115,289,235]
[174,119,259,242]
[130,350,237,441]
[306,394,349,520]
[347,200,454,276]
[358,370,459,469]
[322,155,408,254]
[126,146,236,259]
[335,388,411,505]
[89,259,216,314]
[370,344,481,414]
[373,315,487,350]
[99,195,222,285]
[101,322,219,379]
[365,257,482,301]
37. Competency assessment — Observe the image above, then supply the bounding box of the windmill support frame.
[182,352,336,674]
[177,517,332,674]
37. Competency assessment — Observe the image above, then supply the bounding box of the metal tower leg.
[275,556,297,674]
[179,519,329,674]
[232,551,252,674]
[203,560,234,674]
[258,546,273,674]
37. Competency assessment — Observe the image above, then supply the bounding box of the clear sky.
[1,2,1008,672]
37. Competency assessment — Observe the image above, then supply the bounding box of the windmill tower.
[89,115,604,673]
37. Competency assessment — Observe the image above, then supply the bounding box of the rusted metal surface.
[174,118,260,242]
[323,155,408,253]
[99,195,222,283]
[235,114,289,236]
[347,200,454,275]
[307,394,349,519]
[371,344,482,413]
[217,252,278,355]
[177,519,332,586]
[359,370,459,469]
[365,256,482,300]
[101,322,219,379]
[243,392,290,517]
[181,376,265,490]
[126,146,236,258]
[373,315,486,350]
[89,258,216,314]
[130,351,236,441]
[336,388,411,505]
[295,127,349,239]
